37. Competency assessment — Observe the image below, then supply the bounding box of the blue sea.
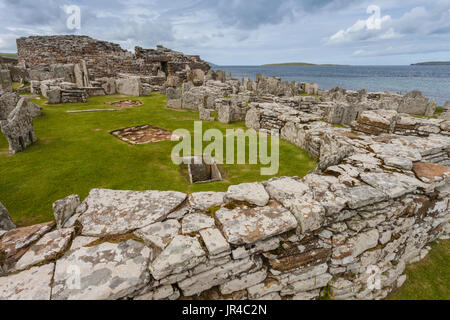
[214,65,450,106]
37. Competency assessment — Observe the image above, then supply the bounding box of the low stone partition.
[352,110,450,139]
[0,68,12,92]
[0,92,42,154]
[322,88,437,117]
[0,110,449,300]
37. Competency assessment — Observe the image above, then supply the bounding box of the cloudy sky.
[0,0,449,65]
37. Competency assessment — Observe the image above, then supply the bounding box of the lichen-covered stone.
[15,227,74,271]
[52,240,151,300]
[0,263,54,300]
[178,256,261,297]
[360,172,425,199]
[53,195,81,229]
[344,185,388,209]
[78,189,187,236]
[0,201,15,231]
[216,201,297,245]
[219,269,267,295]
[412,162,450,184]
[0,221,55,267]
[182,213,215,234]
[226,182,270,207]
[199,228,230,256]
[134,219,180,250]
[264,177,309,202]
[188,192,225,211]
[283,196,325,234]
[149,235,206,280]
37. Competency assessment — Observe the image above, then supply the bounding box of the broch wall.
[16,35,210,80]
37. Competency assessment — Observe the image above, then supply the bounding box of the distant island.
[411,61,450,66]
[263,62,346,66]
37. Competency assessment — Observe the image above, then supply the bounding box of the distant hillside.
[0,53,18,58]
[411,61,450,66]
[206,61,219,68]
[263,62,345,66]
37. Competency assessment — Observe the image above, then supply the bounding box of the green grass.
[0,93,317,226]
[0,53,18,58]
[388,240,450,300]
[435,107,444,116]
[300,93,320,98]
[12,82,21,90]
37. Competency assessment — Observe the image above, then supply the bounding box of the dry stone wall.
[17,36,210,80]
[0,92,41,154]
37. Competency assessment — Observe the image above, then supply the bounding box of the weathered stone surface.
[15,228,74,271]
[333,229,379,264]
[47,88,61,104]
[226,182,270,207]
[182,213,215,234]
[134,220,180,250]
[0,92,20,120]
[178,256,260,296]
[216,201,297,245]
[264,177,309,202]
[344,185,387,209]
[149,235,206,280]
[70,236,98,250]
[0,69,12,92]
[360,172,425,199]
[199,228,230,256]
[52,240,151,300]
[0,97,37,154]
[188,192,225,211]
[281,273,332,295]
[135,284,174,301]
[268,248,331,272]
[116,77,141,96]
[0,222,55,266]
[53,195,81,229]
[0,263,54,300]
[280,263,329,286]
[219,269,267,295]
[283,196,325,234]
[0,201,15,231]
[247,279,283,299]
[412,162,450,184]
[78,189,187,236]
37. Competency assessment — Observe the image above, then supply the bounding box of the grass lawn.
[388,240,450,300]
[0,93,317,226]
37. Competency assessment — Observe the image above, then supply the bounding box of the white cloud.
[327,9,393,44]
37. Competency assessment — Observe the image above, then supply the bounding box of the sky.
[0,0,449,65]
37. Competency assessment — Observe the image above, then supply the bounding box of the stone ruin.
[10,35,211,102]
[0,35,449,301]
[0,87,449,299]
[0,92,42,154]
